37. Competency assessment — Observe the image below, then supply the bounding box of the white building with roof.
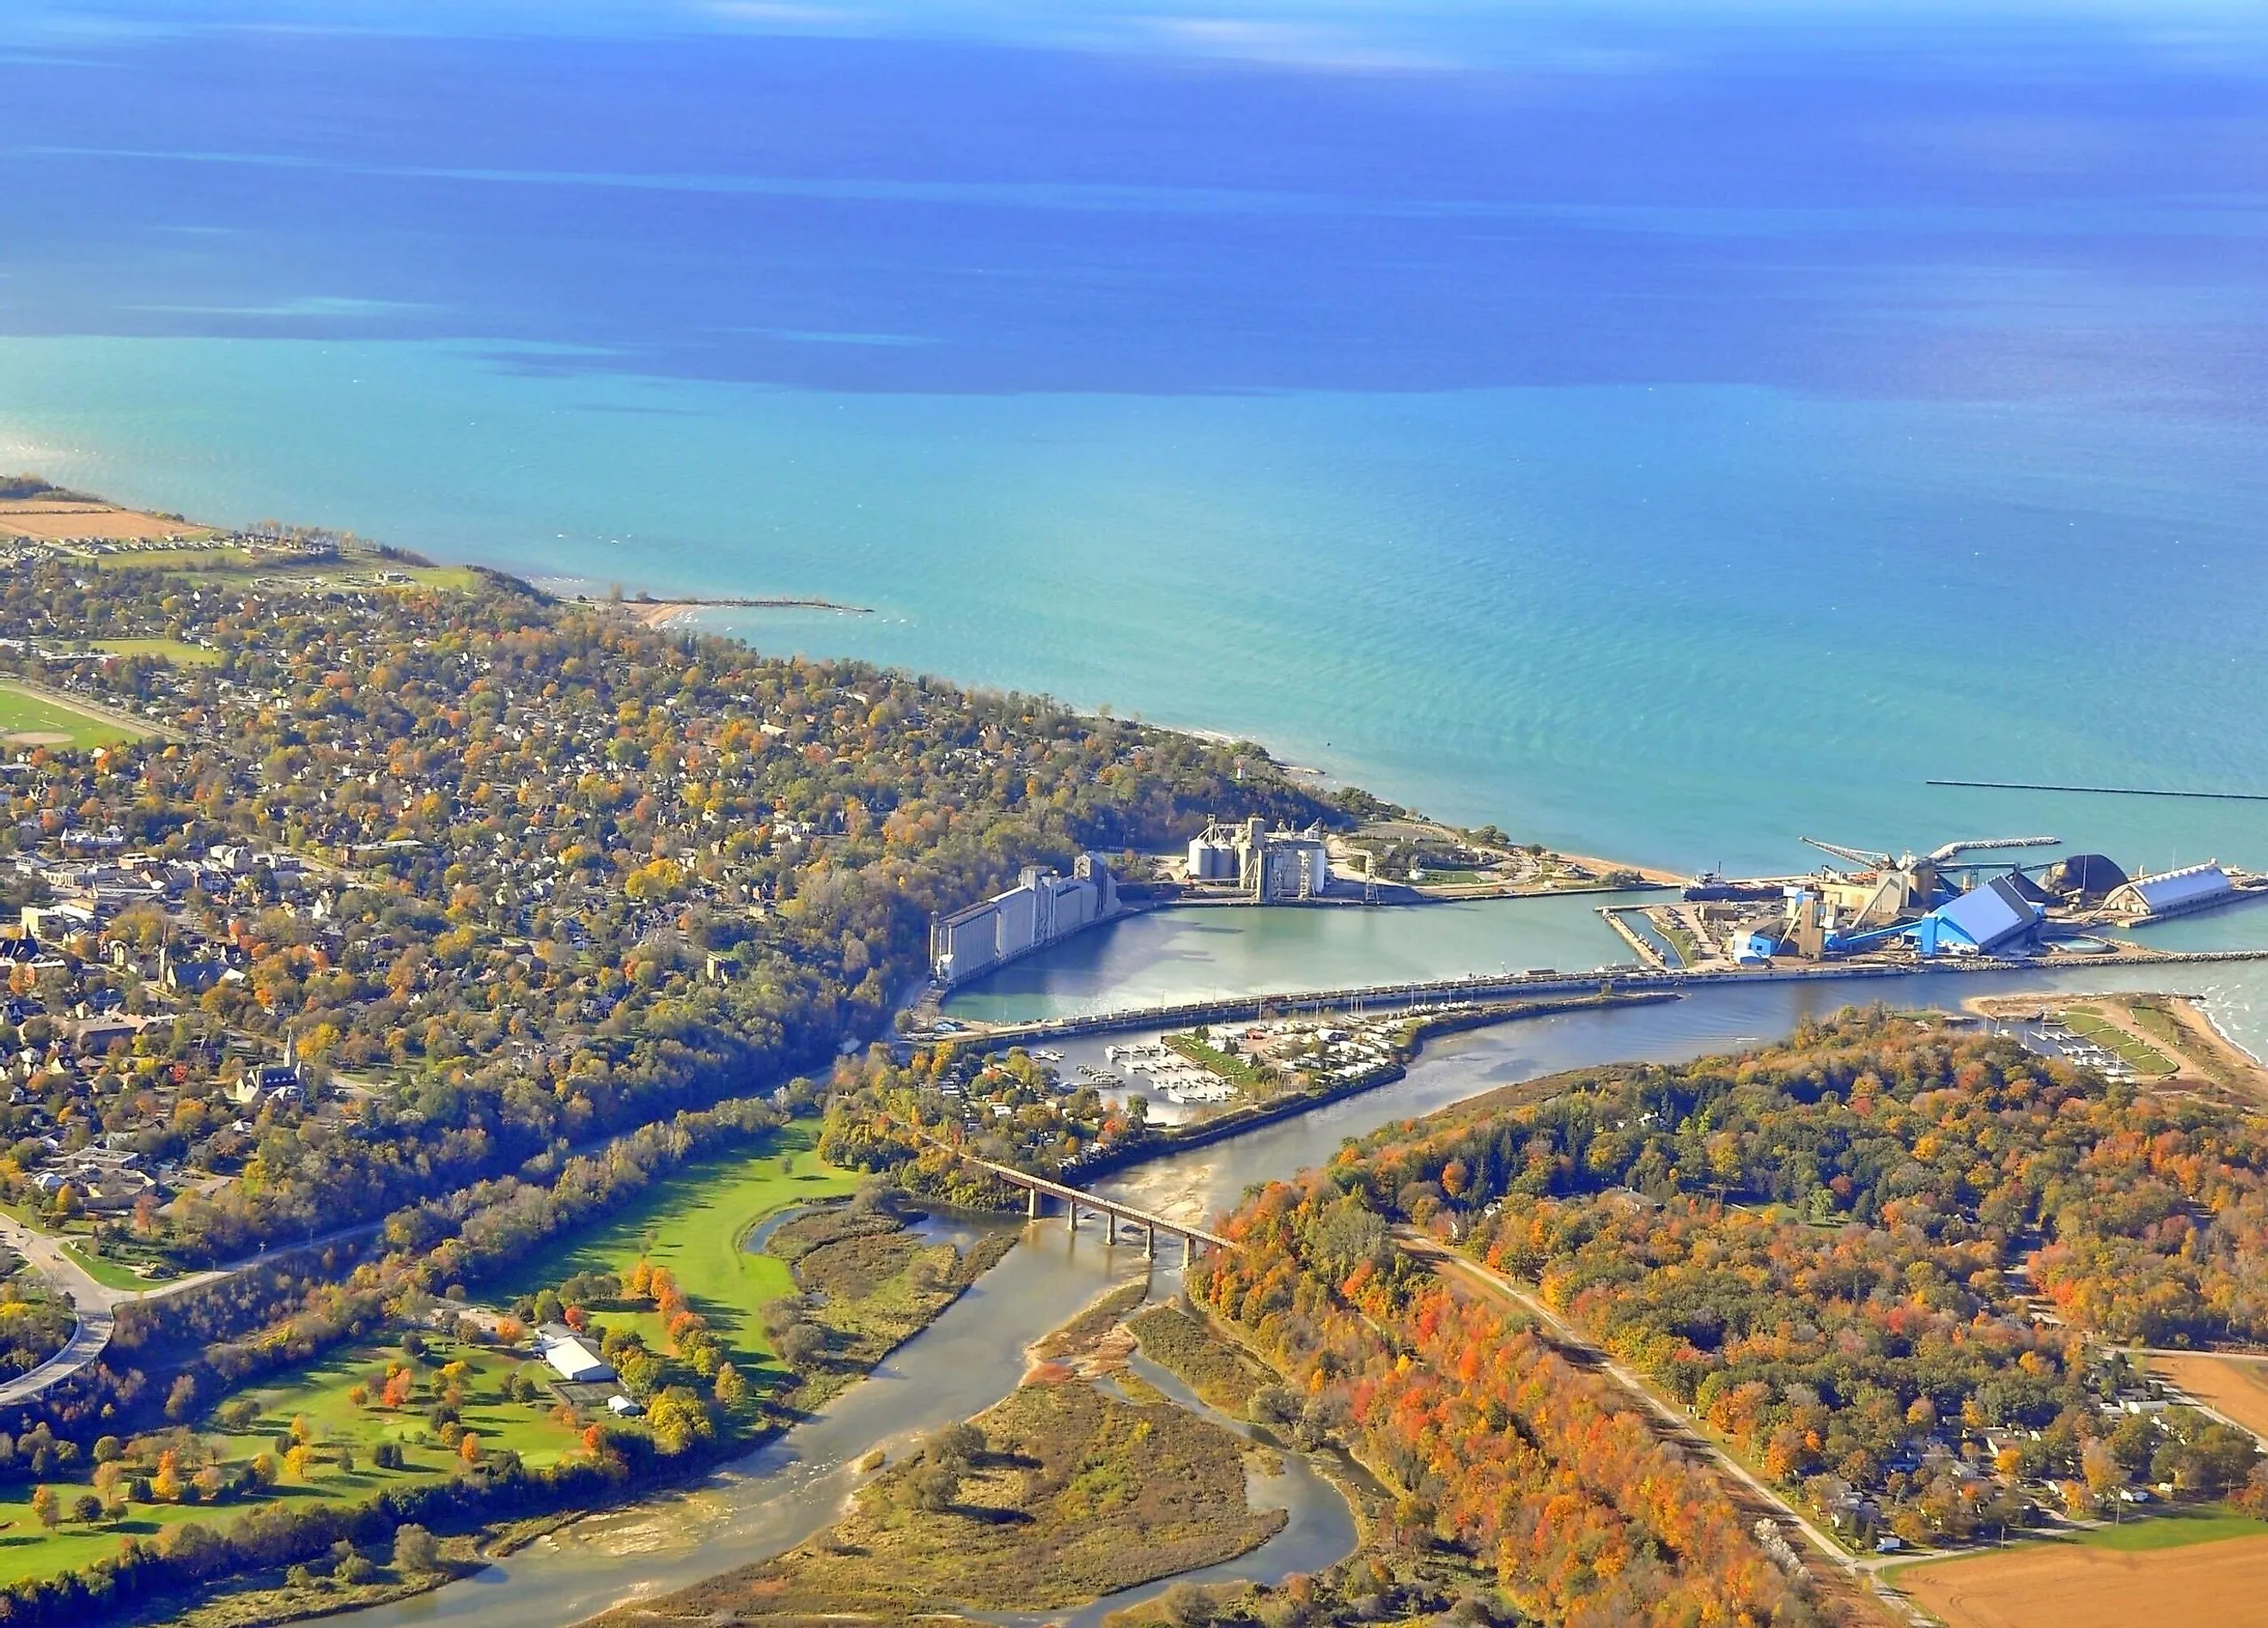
[2106,862,2235,921]
[540,1331,614,1384]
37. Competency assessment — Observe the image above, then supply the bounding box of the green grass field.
[2073,1501,2265,1552]
[215,1338,580,1471]
[80,637,223,667]
[2128,1001,2187,1049]
[90,544,482,595]
[2063,1009,2180,1076]
[89,545,260,573]
[0,1338,579,1588]
[1881,1502,2268,1587]
[405,565,485,591]
[1655,916,1703,967]
[0,1493,231,1583]
[1163,1032,1270,1091]
[0,684,143,748]
[63,1241,171,1292]
[482,1125,858,1370]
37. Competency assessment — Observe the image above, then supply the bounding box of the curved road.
[0,1213,381,1408]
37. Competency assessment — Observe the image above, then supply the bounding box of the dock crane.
[1789,835,2060,943]
[1799,835,2061,873]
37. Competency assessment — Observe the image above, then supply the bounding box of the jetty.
[912,944,2268,1047]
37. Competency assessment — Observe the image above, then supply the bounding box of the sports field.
[82,637,222,666]
[1899,1527,2268,1628]
[0,682,144,747]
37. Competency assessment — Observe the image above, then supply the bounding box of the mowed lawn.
[0,1342,578,1588]
[83,637,222,667]
[215,1339,582,1470]
[2075,1502,2268,1552]
[483,1125,858,1372]
[89,545,482,594]
[0,683,143,747]
[0,1491,247,1584]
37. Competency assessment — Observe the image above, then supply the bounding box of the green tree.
[392,1522,442,1573]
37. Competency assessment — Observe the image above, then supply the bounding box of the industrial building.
[1759,835,2066,961]
[1729,930,1778,966]
[1674,834,2259,970]
[2105,862,2235,921]
[930,854,1121,988]
[1186,818,1333,901]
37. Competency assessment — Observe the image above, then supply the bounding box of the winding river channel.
[339,899,2268,1628]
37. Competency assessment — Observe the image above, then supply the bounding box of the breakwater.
[918,946,2268,1048]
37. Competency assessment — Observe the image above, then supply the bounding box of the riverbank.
[69,1155,1017,1628]
[290,954,2268,1628]
[1070,990,1681,1182]
[575,1283,1290,1628]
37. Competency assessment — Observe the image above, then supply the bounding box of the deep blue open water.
[2,0,2264,875]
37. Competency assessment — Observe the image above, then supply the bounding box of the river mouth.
[327,906,2268,1628]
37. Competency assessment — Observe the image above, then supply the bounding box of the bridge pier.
[921,1137,1235,1266]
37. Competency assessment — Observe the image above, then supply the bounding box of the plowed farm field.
[1900,1533,2268,1628]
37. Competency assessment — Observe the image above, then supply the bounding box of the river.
[338,899,2268,1627]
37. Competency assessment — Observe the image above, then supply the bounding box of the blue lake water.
[2,0,2264,878]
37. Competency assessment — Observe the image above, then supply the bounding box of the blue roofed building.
[1824,872,2040,959]
[1920,874,2042,955]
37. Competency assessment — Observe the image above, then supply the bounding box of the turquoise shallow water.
[944,893,2268,1058]
[3,337,2262,877]
[2,2,2263,881]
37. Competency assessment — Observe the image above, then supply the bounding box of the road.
[0,1211,382,1407]
[1393,1229,1930,1626]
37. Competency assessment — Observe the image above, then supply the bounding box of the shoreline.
[1064,990,1682,1182]
[36,498,1688,890]
[613,594,875,625]
[1964,989,2268,1093]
